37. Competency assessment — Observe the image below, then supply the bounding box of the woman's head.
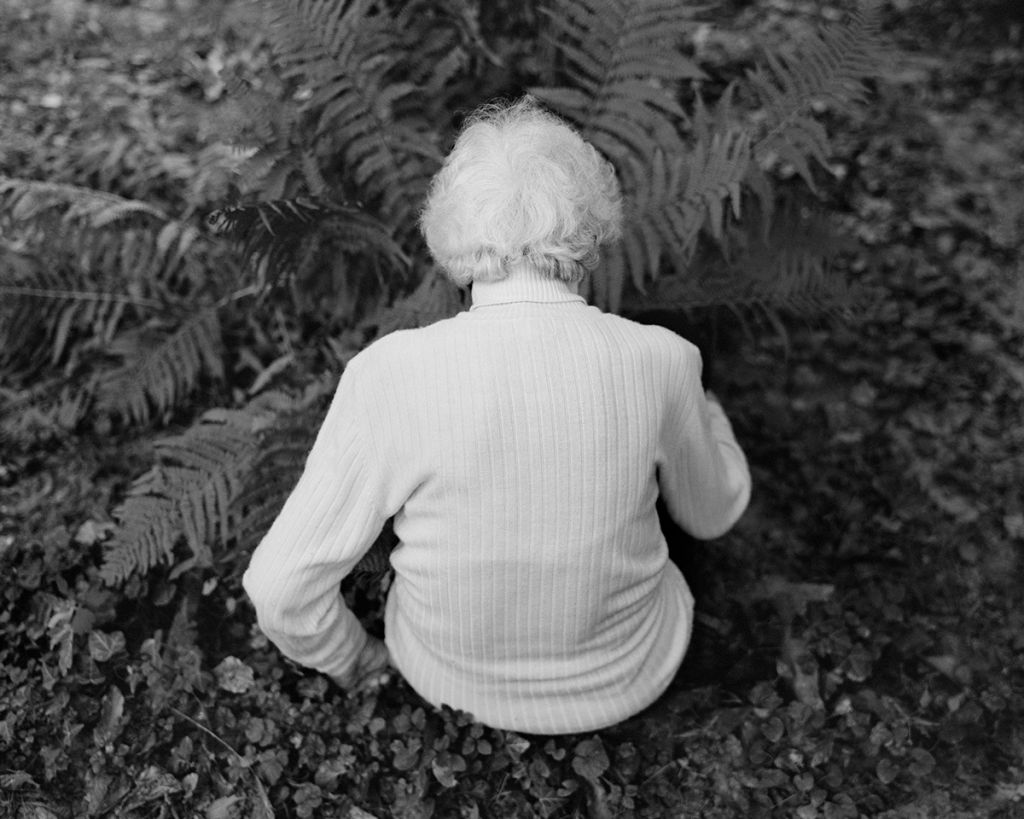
[420,97,623,287]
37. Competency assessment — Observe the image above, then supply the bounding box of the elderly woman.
[243,98,751,735]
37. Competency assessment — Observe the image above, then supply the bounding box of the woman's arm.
[242,360,390,687]
[656,341,751,539]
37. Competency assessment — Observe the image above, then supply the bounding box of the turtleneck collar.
[469,273,587,310]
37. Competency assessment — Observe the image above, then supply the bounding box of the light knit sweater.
[243,273,751,734]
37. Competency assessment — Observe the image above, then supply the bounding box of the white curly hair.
[419,97,623,287]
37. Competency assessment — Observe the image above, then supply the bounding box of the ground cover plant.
[1,0,1023,817]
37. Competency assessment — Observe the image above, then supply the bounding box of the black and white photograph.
[1,0,1022,816]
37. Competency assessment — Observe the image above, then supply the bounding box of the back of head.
[420,97,623,286]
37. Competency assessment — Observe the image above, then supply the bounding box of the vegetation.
[1,0,1022,816]
[3,0,884,591]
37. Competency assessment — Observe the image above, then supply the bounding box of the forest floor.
[1,1,1023,818]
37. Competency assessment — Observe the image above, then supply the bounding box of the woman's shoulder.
[598,310,702,362]
[345,318,461,370]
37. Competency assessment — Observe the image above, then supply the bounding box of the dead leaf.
[16,805,59,819]
[580,775,614,819]
[348,807,381,819]
[88,630,126,662]
[121,766,181,811]
[746,575,835,617]
[778,634,824,710]
[925,654,971,686]
[206,795,242,819]
[215,656,255,694]
[74,519,115,546]
[93,686,125,747]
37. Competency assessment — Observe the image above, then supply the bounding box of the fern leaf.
[747,1,885,177]
[229,377,338,551]
[95,308,223,426]
[600,126,750,306]
[530,0,709,308]
[0,253,168,380]
[624,200,860,314]
[261,0,441,229]
[531,0,704,193]
[102,407,268,584]
[0,177,168,228]
[391,0,489,120]
[361,267,465,340]
[0,176,205,290]
[102,490,180,585]
[207,197,408,285]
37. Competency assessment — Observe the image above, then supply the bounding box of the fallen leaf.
[908,748,936,778]
[762,716,785,742]
[850,381,878,407]
[572,737,610,781]
[93,686,125,747]
[206,795,242,819]
[16,805,59,819]
[1004,513,1024,539]
[122,766,181,810]
[74,519,115,546]
[926,486,980,522]
[925,654,971,685]
[747,576,835,617]
[88,630,126,662]
[431,751,467,788]
[0,771,36,790]
[779,635,824,710]
[581,775,614,819]
[958,542,980,564]
[215,657,255,694]
[994,779,1024,804]
[876,758,899,784]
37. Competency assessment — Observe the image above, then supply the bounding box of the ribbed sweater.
[243,273,751,734]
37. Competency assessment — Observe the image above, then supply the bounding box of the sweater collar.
[469,274,587,310]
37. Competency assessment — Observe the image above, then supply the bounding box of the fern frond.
[624,200,859,314]
[231,415,319,554]
[94,308,224,426]
[0,176,168,228]
[218,72,300,151]
[560,1,883,310]
[747,1,884,188]
[531,0,705,193]
[596,126,750,313]
[207,197,408,286]
[0,176,205,287]
[362,267,464,340]
[529,0,713,310]
[0,253,156,378]
[727,201,860,311]
[101,406,268,584]
[262,0,441,229]
[392,0,496,109]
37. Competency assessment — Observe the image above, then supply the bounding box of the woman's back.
[349,276,720,731]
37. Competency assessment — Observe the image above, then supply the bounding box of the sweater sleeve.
[656,341,751,539]
[242,358,389,682]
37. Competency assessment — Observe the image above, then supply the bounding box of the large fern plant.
[0,0,890,585]
[0,179,225,435]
